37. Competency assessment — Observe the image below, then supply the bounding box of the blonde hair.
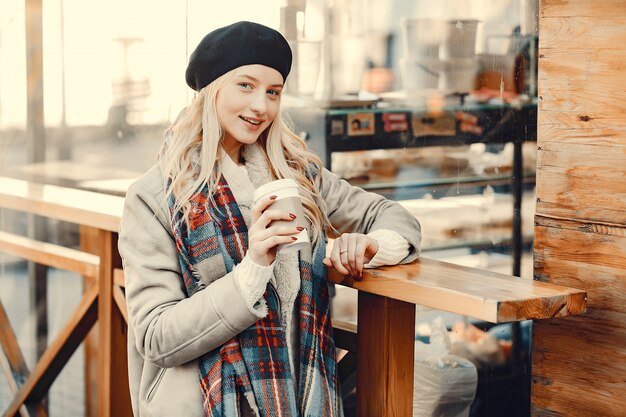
[160,70,328,242]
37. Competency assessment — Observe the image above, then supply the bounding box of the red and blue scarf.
[169,175,342,416]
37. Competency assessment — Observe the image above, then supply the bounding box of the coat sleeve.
[119,177,263,368]
[318,168,422,264]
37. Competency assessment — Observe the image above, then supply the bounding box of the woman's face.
[216,64,283,156]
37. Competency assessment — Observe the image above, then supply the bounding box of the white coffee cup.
[253,178,309,254]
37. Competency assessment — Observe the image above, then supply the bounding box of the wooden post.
[80,226,100,417]
[25,0,47,366]
[96,230,131,417]
[356,292,415,417]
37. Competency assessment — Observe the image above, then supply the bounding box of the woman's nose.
[249,91,267,114]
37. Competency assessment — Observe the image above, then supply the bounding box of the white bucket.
[440,20,479,60]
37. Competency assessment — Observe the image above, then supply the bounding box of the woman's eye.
[267,89,281,97]
[239,83,251,89]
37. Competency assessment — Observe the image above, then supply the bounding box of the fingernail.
[291,236,298,241]
[289,213,297,219]
[269,195,277,200]
[296,226,304,231]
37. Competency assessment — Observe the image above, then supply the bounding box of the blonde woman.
[119,21,421,417]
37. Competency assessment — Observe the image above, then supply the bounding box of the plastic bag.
[413,317,478,417]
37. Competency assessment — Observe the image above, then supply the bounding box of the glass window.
[0,1,538,416]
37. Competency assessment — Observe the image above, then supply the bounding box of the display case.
[287,99,537,275]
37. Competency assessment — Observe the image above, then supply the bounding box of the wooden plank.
[538,81,626,115]
[0,231,99,278]
[2,284,98,417]
[537,83,626,116]
[540,17,626,49]
[534,217,626,315]
[532,312,626,417]
[538,114,626,146]
[328,257,586,323]
[537,142,624,181]
[536,179,625,223]
[536,137,626,226]
[541,0,626,18]
[357,293,415,417]
[0,177,124,232]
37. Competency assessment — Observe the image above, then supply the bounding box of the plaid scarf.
[169,175,342,417]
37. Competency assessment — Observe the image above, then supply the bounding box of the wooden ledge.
[328,257,587,323]
[0,176,124,232]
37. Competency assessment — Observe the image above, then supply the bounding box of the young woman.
[119,21,421,417]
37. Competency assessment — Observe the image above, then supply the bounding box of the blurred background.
[1,1,538,416]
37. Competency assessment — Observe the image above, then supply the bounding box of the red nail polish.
[297,226,304,231]
[269,195,277,200]
[292,236,298,241]
[289,213,297,219]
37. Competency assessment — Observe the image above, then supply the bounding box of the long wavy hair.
[159,70,328,242]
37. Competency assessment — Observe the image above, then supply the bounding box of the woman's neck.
[223,143,244,166]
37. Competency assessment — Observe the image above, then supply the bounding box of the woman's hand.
[323,233,379,279]
[247,196,301,266]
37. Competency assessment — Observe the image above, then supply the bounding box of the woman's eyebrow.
[237,74,283,88]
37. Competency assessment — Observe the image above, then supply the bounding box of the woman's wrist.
[364,229,409,268]
[233,255,275,315]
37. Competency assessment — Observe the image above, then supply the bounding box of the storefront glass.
[0,1,538,415]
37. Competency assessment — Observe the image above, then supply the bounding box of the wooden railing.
[0,176,587,417]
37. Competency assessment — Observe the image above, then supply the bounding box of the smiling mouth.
[240,116,262,125]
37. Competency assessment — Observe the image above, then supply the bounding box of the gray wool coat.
[118,155,421,417]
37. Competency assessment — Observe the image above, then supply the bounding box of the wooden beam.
[2,284,98,417]
[79,226,99,417]
[113,268,125,288]
[0,231,99,278]
[328,257,587,323]
[112,286,128,324]
[0,301,46,417]
[356,293,415,417]
[96,230,131,417]
[0,301,30,393]
[0,354,48,417]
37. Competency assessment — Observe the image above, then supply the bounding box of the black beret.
[185,21,292,92]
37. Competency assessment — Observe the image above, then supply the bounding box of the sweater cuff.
[233,255,275,318]
[364,229,410,268]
